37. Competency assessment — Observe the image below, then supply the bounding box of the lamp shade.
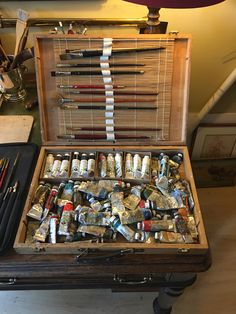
[124,0,225,8]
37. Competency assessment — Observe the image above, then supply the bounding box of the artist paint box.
[14,34,209,257]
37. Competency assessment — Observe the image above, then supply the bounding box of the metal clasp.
[0,278,16,285]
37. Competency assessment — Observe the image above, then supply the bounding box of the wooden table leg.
[153,273,197,314]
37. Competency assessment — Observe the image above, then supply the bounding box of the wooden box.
[14,34,209,257]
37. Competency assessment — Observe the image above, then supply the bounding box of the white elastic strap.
[105,111,114,118]
[100,56,109,61]
[106,97,114,104]
[100,62,110,69]
[104,84,113,89]
[105,90,114,97]
[106,126,114,132]
[103,77,112,84]
[101,70,111,76]
[106,132,115,141]
[106,119,114,125]
[106,105,114,111]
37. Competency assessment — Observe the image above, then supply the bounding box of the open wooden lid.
[34,34,191,146]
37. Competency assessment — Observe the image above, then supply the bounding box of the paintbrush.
[14,9,29,57]
[59,97,156,104]
[51,70,144,76]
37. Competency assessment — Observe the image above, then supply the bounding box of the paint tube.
[107,153,116,177]
[125,153,133,179]
[115,153,123,178]
[70,152,80,177]
[59,153,70,177]
[61,180,74,201]
[77,225,107,237]
[42,153,54,178]
[110,186,125,215]
[133,153,142,178]
[118,208,152,225]
[123,193,141,211]
[78,207,111,226]
[137,219,175,232]
[41,185,59,220]
[141,155,150,179]
[87,153,95,177]
[51,154,63,177]
[155,231,184,243]
[135,231,155,243]
[58,202,74,236]
[34,216,51,242]
[110,216,135,242]
[79,153,88,177]
[27,183,52,220]
[98,153,107,177]
[49,215,58,244]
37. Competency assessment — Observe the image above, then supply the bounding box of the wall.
[0,0,235,113]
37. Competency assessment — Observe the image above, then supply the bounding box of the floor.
[0,186,235,314]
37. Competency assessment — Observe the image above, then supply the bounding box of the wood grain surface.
[0,115,33,143]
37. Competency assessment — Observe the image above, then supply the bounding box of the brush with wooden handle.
[14,9,29,57]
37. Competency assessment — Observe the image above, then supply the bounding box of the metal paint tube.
[118,208,152,225]
[42,185,59,220]
[78,207,111,226]
[89,197,102,211]
[58,202,74,236]
[49,215,58,244]
[135,231,155,243]
[98,153,107,177]
[159,154,169,178]
[141,155,150,179]
[73,181,84,208]
[123,194,140,211]
[107,153,116,177]
[34,216,51,242]
[133,153,142,178]
[187,216,198,240]
[110,216,135,242]
[70,152,80,177]
[115,153,123,178]
[59,153,70,177]
[155,231,184,243]
[87,153,95,177]
[151,157,159,178]
[79,153,88,177]
[61,180,74,201]
[77,225,107,237]
[51,154,62,177]
[53,181,66,205]
[31,181,45,204]
[110,186,125,215]
[27,203,44,221]
[42,153,54,178]
[125,153,133,179]
[137,219,175,232]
